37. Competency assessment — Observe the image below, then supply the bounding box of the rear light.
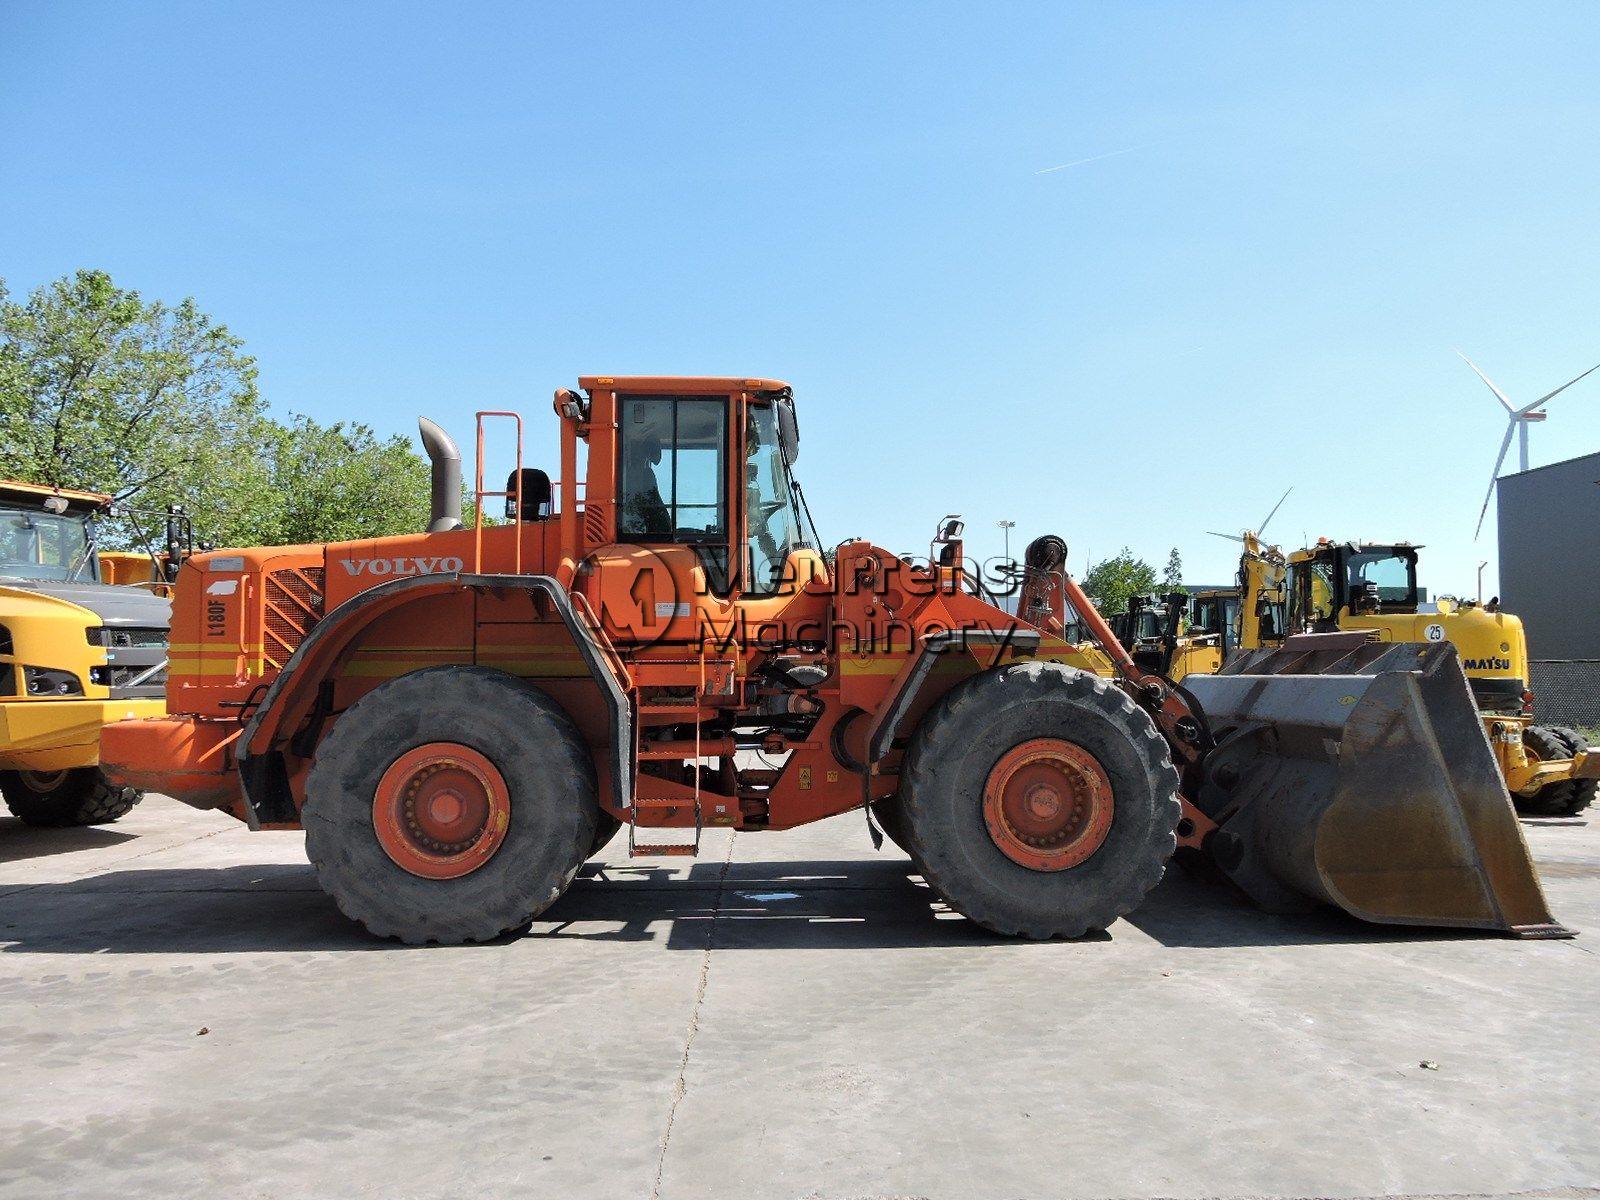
[1521,689,1535,717]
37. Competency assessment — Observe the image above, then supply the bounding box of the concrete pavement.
[1,797,1597,1200]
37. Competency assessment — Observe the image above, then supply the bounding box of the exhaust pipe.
[418,417,462,532]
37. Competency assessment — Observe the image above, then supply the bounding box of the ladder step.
[638,742,701,760]
[629,843,698,858]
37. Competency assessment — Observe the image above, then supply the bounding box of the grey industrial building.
[1497,449,1600,725]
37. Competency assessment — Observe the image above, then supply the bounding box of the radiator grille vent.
[264,567,325,669]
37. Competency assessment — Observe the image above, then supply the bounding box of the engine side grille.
[264,566,325,670]
[583,502,606,546]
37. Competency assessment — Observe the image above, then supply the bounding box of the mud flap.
[1182,635,1572,938]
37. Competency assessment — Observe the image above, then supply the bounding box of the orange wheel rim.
[982,738,1113,871]
[372,743,510,880]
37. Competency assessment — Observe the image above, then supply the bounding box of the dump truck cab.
[0,480,170,827]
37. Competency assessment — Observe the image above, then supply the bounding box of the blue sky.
[3,2,1598,596]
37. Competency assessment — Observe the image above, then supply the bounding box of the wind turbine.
[1460,350,1600,537]
[1207,486,1292,544]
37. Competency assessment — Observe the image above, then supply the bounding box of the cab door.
[587,392,739,652]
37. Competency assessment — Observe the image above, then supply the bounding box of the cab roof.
[0,479,111,510]
[1290,539,1424,561]
[579,375,791,395]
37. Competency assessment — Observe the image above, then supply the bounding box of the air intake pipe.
[418,417,463,532]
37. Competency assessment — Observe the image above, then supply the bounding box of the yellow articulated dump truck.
[1161,533,1596,817]
[0,481,171,826]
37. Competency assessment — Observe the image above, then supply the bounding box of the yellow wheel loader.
[0,481,171,827]
[1163,533,1595,818]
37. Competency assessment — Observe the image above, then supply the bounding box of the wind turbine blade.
[1258,486,1292,536]
[1522,358,1600,413]
[1474,419,1517,538]
[1457,349,1515,414]
[1207,531,1244,543]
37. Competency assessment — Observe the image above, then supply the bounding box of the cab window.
[1346,549,1417,609]
[617,397,727,544]
[0,506,93,582]
[742,403,808,595]
[1287,560,1338,632]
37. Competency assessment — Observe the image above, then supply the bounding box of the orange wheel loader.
[99,378,1569,944]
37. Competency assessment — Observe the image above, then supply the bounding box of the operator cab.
[1187,589,1241,654]
[1285,540,1420,633]
[612,383,813,596]
[0,482,107,584]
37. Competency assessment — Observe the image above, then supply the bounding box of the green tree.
[252,415,432,546]
[0,269,262,544]
[1,270,434,550]
[1162,546,1185,593]
[1082,547,1157,615]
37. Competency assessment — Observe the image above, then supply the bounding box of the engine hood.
[0,578,171,628]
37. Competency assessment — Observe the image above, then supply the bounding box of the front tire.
[1516,726,1582,817]
[899,662,1180,939]
[303,666,598,944]
[0,768,142,827]
[588,811,623,858]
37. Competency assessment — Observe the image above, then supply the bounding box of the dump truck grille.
[92,662,168,698]
[264,566,325,670]
[87,626,168,649]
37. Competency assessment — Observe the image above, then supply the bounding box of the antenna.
[1460,350,1600,537]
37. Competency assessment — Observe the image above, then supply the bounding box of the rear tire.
[1516,726,1581,816]
[899,662,1180,938]
[0,768,142,827]
[303,666,599,944]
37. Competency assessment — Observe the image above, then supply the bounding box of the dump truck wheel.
[1548,727,1596,817]
[588,811,623,858]
[900,662,1180,938]
[0,768,142,827]
[1517,726,1580,816]
[303,666,598,945]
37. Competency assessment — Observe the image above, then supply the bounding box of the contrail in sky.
[1034,143,1158,174]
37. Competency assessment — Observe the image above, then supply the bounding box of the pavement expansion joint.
[649,832,735,1200]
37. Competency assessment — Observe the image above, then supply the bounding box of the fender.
[864,625,1040,765]
[237,572,631,827]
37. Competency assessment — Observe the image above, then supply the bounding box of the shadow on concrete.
[0,853,1510,954]
[0,819,137,863]
[540,858,1036,950]
[1119,868,1488,949]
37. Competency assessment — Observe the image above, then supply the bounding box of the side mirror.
[775,398,800,464]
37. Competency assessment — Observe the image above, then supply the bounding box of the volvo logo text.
[340,556,465,577]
